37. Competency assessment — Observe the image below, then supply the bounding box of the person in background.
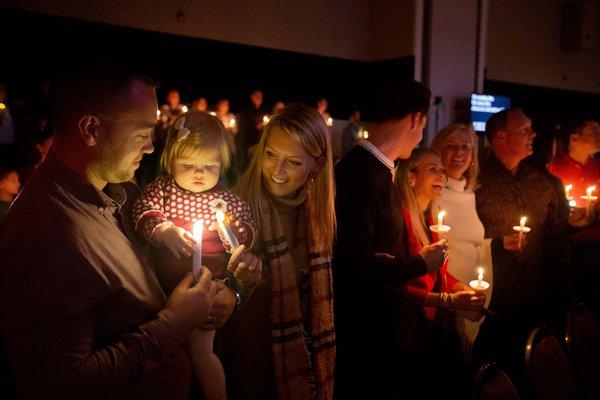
[474,108,569,386]
[549,119,600,200]
[0,165,20,221]
[341,110,361,156]
[272,100,285,115]
[431,123,521,360]
[333,80,446,399]
[0,83,16,145]
[214,98,238,135]
[238,89,267,171]
[159,89,186,130]
[394,147,484,396]
[193,96,209,112]
[316,98,332,127]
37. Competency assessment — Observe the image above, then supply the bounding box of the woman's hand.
[449,290,485,311]
[228,245,263,288]
[503,232,525,251]
[154,224,196,259]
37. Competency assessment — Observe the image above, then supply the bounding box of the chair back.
[565,304,600,400]
[525,326,576,400]
[474,362,521,400]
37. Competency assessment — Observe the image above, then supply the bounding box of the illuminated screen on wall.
[470,93,511,133]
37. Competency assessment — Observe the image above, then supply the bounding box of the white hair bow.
[174,117,191,142]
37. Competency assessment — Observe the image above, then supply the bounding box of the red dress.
[402,207,459,320]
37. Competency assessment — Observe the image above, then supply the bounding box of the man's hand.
[199,280,236,330]
[503,232,525,251]
[419,239,447,273]
[165,268,216,330]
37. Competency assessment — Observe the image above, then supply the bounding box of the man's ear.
[78,115,100,147]
[409,112,426,130]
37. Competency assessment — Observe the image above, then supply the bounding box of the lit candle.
[362,130,369,139]
[192,219,204,282]
[156,109,161,120]
[565,184,573,200]
[437,210,446,227]
[569,199,577,208]
[216,210,240,250]
[429,210,451,233]
[181,105,189,113]
[326,117,333,127]
[512,216,531,249]
[469,266,490,291]
[209,111,217,116]
[229,117,236,127]
[581,185,597,215]
[263,115,270,124]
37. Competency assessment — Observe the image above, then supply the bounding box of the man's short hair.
[366,79,431,124]
[484,108,517,143]
[51,66,155,135]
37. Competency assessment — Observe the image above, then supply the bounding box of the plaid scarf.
[259,191,335,400]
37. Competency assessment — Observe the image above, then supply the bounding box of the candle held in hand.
[192,219,204,282]
[512,216,531,249]
[581,185,597,216]
[216,210,240,250]
[565,184,573,199]
[429,210,450,233]
[469,266,489,291]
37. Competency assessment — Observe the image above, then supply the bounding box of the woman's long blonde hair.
[235,104,336,253]
[430,123,479,191]
[395,147,442,246]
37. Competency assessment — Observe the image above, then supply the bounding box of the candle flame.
[215,210,225,223]
[209,111,217,116]
[586,186,596,196]
[263,115,270,124]
[363,130,369,139]
[0,103,6,110]
[229,118,236,126]
[565,184,572,192]
[326,117,333,126]
[181,105,189,113]
[156,109,161,117]
[438,210,446,220]
[569,199,577,207]
[520,216,527,226]
[477,267,484,276]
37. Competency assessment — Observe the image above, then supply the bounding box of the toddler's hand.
[155,224,196,259]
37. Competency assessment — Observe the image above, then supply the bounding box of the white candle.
[192,219,204,281]
[469,266,490,291]
[437,210,446,227]
[216,210,240,250]
[518,216,526,247]
[565,184,573,199]
[582,185,597,215]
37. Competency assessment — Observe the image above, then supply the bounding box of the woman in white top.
[431,123,521,359]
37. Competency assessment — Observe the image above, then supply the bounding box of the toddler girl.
[132,111,258,400]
